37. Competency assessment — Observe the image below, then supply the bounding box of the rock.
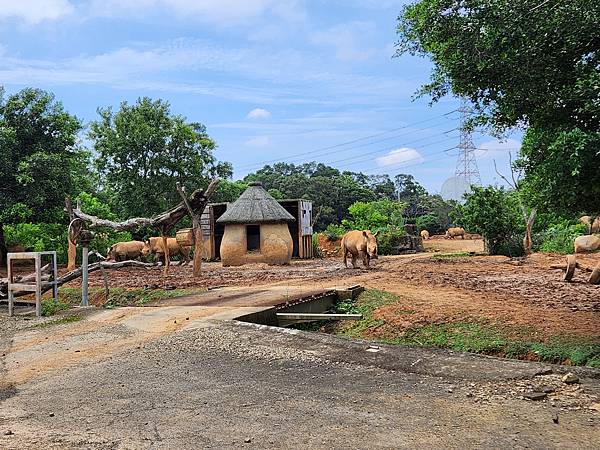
[542,386,555,394]
[244,438,252,443]
[49,412,55,417]
[552,413,559,424]
[4,430,13,436]
[534,368,553,376]
[524,392,547,401]
[561,373,579,384]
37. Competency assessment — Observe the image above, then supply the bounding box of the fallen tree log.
[1,260,154,300]
[71,180,219,233]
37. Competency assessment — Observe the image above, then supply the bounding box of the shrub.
[4,222,131,264]
[342,199,405,232]
[415,214,444,235]
[312,234,323,258]
[377,229,407,255]
[457,186,522,255]
[534,222,586,254]
[324,223,347,240]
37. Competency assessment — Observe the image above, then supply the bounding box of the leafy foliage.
[90,97,232,218]
[342,199,405,232]
[534,222,587,254]
[0,88,89,263]
[456,186,522,255]
[396,0,600,218]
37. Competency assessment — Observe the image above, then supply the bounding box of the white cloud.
[476,138,522,158]
[376,147,423,167]
[0,0,74,24]
[88,0,304,26]
[246,108,271,120]
[311,21,379,63]
[244,136,271,147]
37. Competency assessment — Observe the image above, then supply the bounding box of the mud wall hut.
[216,182,296,266]
[201,199,313,260]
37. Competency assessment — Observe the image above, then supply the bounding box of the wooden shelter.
[200,196,313,261]
[216,182,296,266]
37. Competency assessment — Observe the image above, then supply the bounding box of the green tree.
[396,0,600,217]
[90,97,232,218]
[0,87,88,264]
[342,199,406,232]
[394,173,429,218]
[211,180,248,203]
[457,186,522,255]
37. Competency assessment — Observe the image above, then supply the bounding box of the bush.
[312,234,323,258]
[457,186,522,255]
[4,222,131,264]
[377,229,407,255]
[342,199,405,232]
[4,223,69,263]
[324,223,347,240]
[415,214,444,235]
[534,222,586,254]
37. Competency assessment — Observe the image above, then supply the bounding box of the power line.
[236,110,457,170]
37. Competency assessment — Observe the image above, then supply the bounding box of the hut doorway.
[246,225,260,252]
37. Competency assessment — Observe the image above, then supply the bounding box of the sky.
[0,0,521,195]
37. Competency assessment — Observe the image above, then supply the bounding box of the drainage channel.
[235,285,364,327]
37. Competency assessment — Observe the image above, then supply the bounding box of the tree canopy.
[90,97,232,218]
[396,0,600,218]
[0,88,89,263]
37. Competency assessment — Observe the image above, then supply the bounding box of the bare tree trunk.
[161,232,170,275]
[192,225,203,277]
[65,198,77,271]
[522,208,537,256]
[0,222,7,268]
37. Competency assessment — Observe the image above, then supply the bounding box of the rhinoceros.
[142,237,191,265]
[574,235,600,253]
[341,230,379,269]
[420,230,430,240]
[107,241,149,262]
[445,227,465,239]
[579,216,600,234]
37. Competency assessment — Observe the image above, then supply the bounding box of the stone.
[4,430,13,436]
[561,373,579,384]
[524,392,547,401]
[244,438,252,443]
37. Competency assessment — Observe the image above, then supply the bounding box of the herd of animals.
[104,216,599,268]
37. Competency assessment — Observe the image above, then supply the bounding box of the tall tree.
[0,87,87,264]
[396,0,600,216]
[90,97,232,218]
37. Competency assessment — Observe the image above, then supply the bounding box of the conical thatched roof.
[216,182,295,224]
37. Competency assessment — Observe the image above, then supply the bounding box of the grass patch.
[47,286,205,310]
[320,289,600,368]
[34,315,83,328]
[431,252,473,259]
[41,299,71,316]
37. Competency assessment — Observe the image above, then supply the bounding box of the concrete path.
[1,284,599,449]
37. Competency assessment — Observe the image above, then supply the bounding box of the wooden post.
[161,230,170,275]
[65,198,77,271]
[35,253,42,317]
[176,182,206,277]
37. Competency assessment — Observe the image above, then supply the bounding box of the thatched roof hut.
[216,182,295,224]
[217,182,296,266]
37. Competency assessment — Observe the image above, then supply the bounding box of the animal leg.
[362,253,370,268]
[351,253,358,269]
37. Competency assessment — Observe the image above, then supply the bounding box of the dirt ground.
[3,241,600,448]
[50,239,598,341]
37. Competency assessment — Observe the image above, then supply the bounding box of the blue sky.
[0,0,521,195]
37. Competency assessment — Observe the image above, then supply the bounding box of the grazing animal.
[341,230,379,269]
[574,235,600,254]
[107,241,148,262]
[579,216,600,234]
[142,237,191,265]
[420,230,430,240]
[445,227,465,239]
